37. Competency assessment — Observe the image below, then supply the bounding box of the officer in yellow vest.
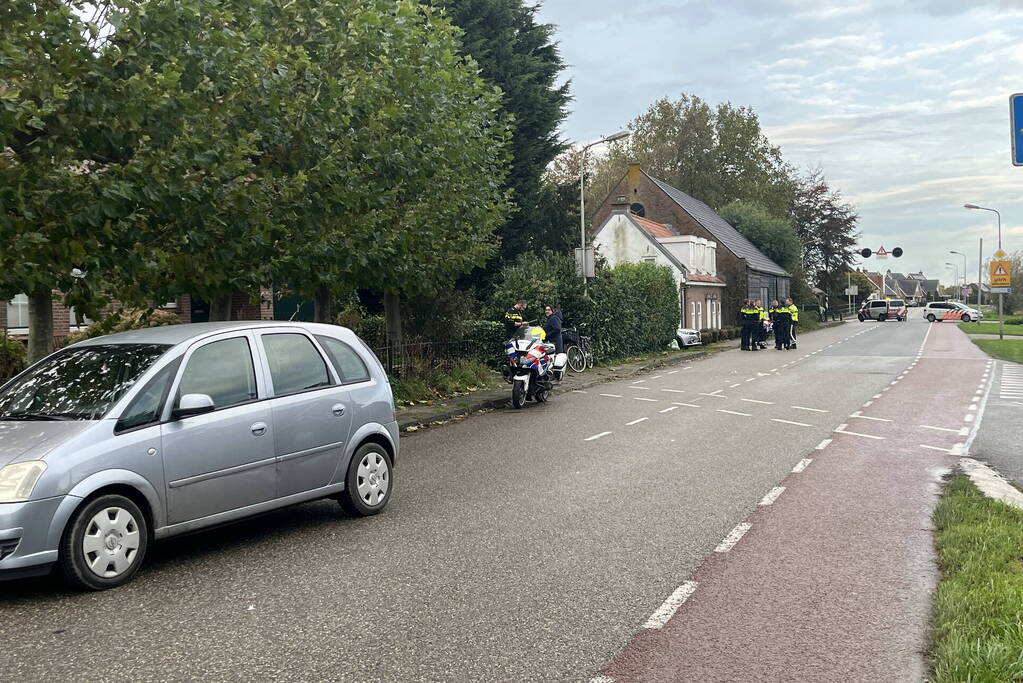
[739,300,761,351]
[770,299,791,349]
[754,299,768,349]
[785,298,799,350]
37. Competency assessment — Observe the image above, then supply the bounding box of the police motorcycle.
[503,325,568,409]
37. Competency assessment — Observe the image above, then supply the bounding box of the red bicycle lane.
[597,324,992,683]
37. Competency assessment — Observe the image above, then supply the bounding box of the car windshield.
[0,344,170,421]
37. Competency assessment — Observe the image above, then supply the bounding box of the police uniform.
[504,306,525,337]
[787,303,799,349]
[739,304,761,350]
[756,305,768,349]
[771,306,791,349]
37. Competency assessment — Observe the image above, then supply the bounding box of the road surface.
[0,318,991,682]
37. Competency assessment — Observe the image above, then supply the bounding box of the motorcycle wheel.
[512,380,526,409]
[566,345,585,373]
[535,379,551,403]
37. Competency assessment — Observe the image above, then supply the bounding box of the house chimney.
[626,162,641,200]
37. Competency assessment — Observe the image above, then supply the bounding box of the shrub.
[0,334,27,381]
[64,308,181,345]
[458,320,507,362]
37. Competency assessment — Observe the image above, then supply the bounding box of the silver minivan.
[0,322,398,589]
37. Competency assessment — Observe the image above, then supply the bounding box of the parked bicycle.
[562,325,594,373]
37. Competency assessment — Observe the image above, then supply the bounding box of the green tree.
[432,0,570,262]
[790,168,860,294]
[718,201,801,273]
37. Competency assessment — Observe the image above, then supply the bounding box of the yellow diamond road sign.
[990,260,1012,288]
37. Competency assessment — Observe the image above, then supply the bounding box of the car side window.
[262,333,331,396]
[178,337,257,409]
[315,335,371,384]
[871,301,886,308]
[115,359,180,433]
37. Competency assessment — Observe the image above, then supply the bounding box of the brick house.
[2,290,272,349]
[592,164,791,319]
[591,209,727,330]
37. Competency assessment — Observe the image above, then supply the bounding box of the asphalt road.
[0,318,948,682]
[968,359,1023,486]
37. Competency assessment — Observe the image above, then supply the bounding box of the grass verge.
[390,360,502,405]
[971,338,1023,363]
[931,474,1023,681]
[959,322,1023,336]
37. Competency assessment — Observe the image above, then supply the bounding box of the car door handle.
[251,422,268,436]
[331,404,346,417]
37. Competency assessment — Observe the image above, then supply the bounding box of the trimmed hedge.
[64,308,181,345]
[0,334,26,382]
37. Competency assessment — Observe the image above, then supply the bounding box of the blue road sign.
[1013,93,1023,166]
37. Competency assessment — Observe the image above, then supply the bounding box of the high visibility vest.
[788,304,799,322]
[757,306,766,320]
[740,307,759,322]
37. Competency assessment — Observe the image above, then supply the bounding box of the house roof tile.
[630,213,678,239]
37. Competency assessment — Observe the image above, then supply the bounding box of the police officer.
[504,300,529,338]
[785,297,799,349]
[739,300,761,351]
[770,299,791,349]
[754,299,768,349]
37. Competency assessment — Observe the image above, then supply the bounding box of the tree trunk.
[314,286,332,323]
[383,291,402,375]
[27,287,54,364]
[208,293,233,321]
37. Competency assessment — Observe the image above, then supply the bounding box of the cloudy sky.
[536,0,1023,287]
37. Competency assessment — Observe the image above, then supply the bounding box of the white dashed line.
[590,677,616,683]
[772,418,811,427]
[625,417,648,426]
[965,414,975,422]
[659,407,678,413]
[717,409,752,417]
[920,425,968,435]
[850,414,893,422]
[634,397,658,402]
[862,401,873,408]
[730,383,742,388]
[651,375,663,380]
[816,439,832,450]
[920,444,963,455]
[835,429,885,440]
[741,398,774,405]
[572,390,589,394]
[792,458,813,472]
[584,431,612,441]
[873,394,882,399]
[715,523,752,552]
[759,486,786,506]
[628,385,652,391]
[672,402,702,408]
[700,393,727,399]
[642,582,698,630]
[792,406,828,413]
[599,394,623,398]
[667,370,679,375]
[661,389,686,394]
[968,405,977,411]
[745,378,756,382]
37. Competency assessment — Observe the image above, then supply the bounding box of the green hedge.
[0,334,27,382]
[489,253,678,360]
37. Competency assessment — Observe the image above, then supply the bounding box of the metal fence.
[372,339,488,377]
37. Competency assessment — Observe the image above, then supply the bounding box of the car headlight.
[0,462,47,503]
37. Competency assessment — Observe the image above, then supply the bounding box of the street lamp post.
[579,130,630,295]
[964,204,1004,339]
[950,250,967,292]
[945,263,959,294]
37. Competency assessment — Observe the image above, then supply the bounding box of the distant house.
[591,210,727,329]
[863,271,908,300]
[906,272,941,302]
[592,164,790,318]
[888,273,926,305]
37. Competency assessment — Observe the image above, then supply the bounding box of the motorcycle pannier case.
[553,352,568,380]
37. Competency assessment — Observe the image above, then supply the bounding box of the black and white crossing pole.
[859,246,903,299]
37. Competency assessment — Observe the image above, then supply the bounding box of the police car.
[858,299,908,322]
[922,301,983,323]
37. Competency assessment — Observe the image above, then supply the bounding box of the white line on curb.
[759,486,786,506]
[642,582,698,629]
[625,418,648,426]
[816,439,832,450]
[584,431,612,441]
[715,523,752,552]
[792,458,813,473]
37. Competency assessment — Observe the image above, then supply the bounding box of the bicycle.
[563,325,594,373]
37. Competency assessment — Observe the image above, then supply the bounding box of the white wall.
[658,235,717,276]
[592,214,685,286]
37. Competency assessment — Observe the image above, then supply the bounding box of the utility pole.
[978,237,983,309]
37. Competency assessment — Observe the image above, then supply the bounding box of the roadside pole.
[977,237,982,309]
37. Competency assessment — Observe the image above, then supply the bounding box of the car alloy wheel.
[926,314,936,322]
[961,314,971,323]
[338,443,393,516]
[60,494,149,590]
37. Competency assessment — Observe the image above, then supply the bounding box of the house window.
[6,295,29,328]
[692,301,703,330]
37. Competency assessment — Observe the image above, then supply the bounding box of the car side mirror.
[173,393,216,419]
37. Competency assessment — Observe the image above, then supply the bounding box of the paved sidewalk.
[397,322,844,431]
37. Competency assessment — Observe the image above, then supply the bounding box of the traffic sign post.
[991,249,1012,339]
[1012,93,1023,167]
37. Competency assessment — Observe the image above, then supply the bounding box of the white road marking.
[873,394,882,399]
[661,389,686,394]
[717,409,752,417]
[919,444,962,455]
[741,398,774,405]
[965,414,975,422]
[745,378,756,382]
[921,425,967,435]
[599,394,623,398]
[862,401,873,408]
[625,417,648,426]
[590,677,616,683]
[667,370,679,375]
[642,582,698,630]
[792,406,828,413]
[634,397,658,402]
[816,439,832,450]
[971,396,980,403]
[968,404,977,411]
[850,414,893,422]
[572,390,589,394]
[700,393,727,399]
[659,407,678,413]
[715,523,752,552]
[759,486,786,506]
[890,381,898,386]
[584,431,612,441]
[631,379,646,384]
[835,429,885,440]
[672,402,702,408]
[792,458,813,473]
[730,383,742,388]
[628,385,652,391]
[651,375,663,380]
[772,418,811,427]
[770,368,779,372]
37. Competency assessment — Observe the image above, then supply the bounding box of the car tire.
[878,313,887,322]
[676,336,688,349]
[961,314,971,323]
[926,314,936,323]
[60,494,149,591]
[337,443,393,516]
[858,314,865,322]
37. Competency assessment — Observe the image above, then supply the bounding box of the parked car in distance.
[676,326,703,348]
[858,299,907,322]
[922,301,983,323]
[0,322,398,590]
